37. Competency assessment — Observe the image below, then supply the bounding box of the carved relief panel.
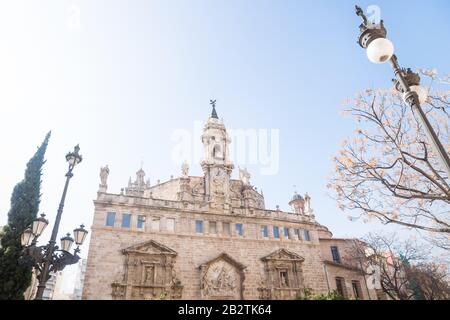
[111,240,182,300]
[200,253,246,300]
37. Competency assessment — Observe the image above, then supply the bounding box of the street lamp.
[21,228,35,247]
[73,224,88,246]
[355,5,450,178]
[18,144,88,300]
[66,145,83,168]
[60,233,75,252]
[392,68,429,105]
[31,213,48,237]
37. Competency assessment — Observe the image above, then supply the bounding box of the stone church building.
[82,105,377,300]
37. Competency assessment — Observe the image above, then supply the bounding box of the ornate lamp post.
[355,5,450,178]
[19,144,88,300]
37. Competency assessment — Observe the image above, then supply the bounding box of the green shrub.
[296,288,349,300]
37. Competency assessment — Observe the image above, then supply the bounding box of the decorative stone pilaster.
[177,177,192,201]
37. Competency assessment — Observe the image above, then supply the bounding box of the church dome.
[291,192,304,201]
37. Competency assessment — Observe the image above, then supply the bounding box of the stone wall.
[320,239,378,300]
[82,202,329,300]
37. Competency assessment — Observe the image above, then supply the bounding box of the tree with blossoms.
[329,69,450,246]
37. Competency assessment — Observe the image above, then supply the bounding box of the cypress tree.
[0,131,51,299]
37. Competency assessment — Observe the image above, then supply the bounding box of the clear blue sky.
[1,0,449,259]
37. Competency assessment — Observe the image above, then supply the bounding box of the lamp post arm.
[51,250,81,273]
[389,55,450,179]
[389,55,410,93]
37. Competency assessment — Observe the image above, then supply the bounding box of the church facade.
[82,106,377,300]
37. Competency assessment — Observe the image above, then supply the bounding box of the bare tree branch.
[329,71,450,245]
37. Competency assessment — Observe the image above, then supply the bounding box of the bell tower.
[200,100,234,204]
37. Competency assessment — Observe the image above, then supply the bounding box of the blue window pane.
[137,215,145,229]
[283,227,289,238]
[122,214,131,228]
[294,229,301,240]
[195,220,203,233]
[236,223,244,236]
[106,212,115,227]
[304,230,311,241]
[273,226,280,239]
[331,246,341,263]
[261,225,268,238]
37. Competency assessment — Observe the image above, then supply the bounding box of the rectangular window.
[209,221,217,234]
[195,220,203,234]
[273,226,280,239]
[304,230,311,241]
[137,215,145,229]
[283,227,290,238]
[235,223,244,236]
[331,246,341,264]
[261,225,269,238]
[335,277,346,297]
[151,218,160,231]
[106,212,115,227]
[166,218,175,232]
[352,281,362,299]
[294,228,301,240]
[222,222,231,236]
[121,214,131,228]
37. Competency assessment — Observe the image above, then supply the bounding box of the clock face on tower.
[211,167,228,186]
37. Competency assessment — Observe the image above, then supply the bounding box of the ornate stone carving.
[111,282,126,300]
[177,177,192,201]
[192,181,204,195]
[125,168,148,196]
[112,240,183,300]
[239,167,251,185]
[200,253,245,300]
[242,187,265,210]
[229,181,242,198]
[203,261,237,296]
[136,169,145,186]
[258,249,305,300]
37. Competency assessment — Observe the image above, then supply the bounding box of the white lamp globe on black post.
[392,68,429,105]
[355,5,450,178]
[366,37,394,64]
[409,85,428,105]
[355,6,394,64]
